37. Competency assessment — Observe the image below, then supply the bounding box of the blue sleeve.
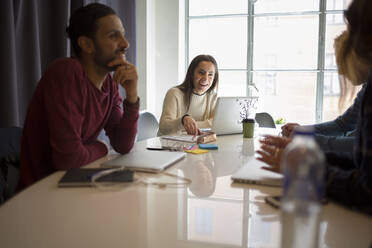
[314,135,354,153]
[325,80,372,211]
[309,85,365,152]
[312,84,365,136]
[334,84,365,133]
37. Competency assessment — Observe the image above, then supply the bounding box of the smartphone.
[265,195,329,209]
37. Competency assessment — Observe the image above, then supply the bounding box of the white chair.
[136,111,159,142]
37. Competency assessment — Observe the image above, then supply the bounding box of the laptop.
[211,96,258,135]
[101,149,186,173]
[231,157,283,187]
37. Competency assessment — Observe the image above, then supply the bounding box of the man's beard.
[93,42,125,72]
[94,47,116,72]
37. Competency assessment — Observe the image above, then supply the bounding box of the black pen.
[146,146,181,151]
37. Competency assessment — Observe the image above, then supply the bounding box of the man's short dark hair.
[66,3,116,57]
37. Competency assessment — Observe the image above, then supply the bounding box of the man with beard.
[17,3,139,190]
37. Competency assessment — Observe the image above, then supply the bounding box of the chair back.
[0,127,22,203]
[255,112,276,128]
[137,111,159,142]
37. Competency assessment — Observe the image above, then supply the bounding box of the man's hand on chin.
[108,57,138,104]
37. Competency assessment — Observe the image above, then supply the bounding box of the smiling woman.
[158,55,219,136]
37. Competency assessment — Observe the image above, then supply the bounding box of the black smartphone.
[265,195,329,209]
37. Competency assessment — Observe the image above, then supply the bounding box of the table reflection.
[178,148,280,247]
[181,153,216,198]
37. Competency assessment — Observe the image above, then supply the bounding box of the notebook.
[101,149,186,172]
[231,158,283,187]
[161,135,198,143]
[211,96,258,135]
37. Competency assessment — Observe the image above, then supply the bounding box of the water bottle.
[280,127,325,248]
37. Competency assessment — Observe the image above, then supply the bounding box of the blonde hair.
[334,31,370,86]
[334,0,372,109]
[334,31,368,110]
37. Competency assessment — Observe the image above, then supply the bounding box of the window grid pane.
[254,72,317,124]
[254,0,319,14]
[218,71,247,97]
[189,17,247,69]
[326,0,352,10]
[325,13,347,70]
[254,15,319,70]
[189,0,248,16]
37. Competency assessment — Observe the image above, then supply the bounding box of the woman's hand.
[256,135,292,173]
[183,116,201,136]
[281,123,300,137]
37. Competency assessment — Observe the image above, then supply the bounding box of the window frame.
[185,0,346,123]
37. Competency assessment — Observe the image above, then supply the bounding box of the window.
[324,73,340,96]
[325,53,336,68]
[186,0,352,124]
[256,72,277,96]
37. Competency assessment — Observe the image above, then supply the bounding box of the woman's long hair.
[177,55,219,111]
[336,0,372,108]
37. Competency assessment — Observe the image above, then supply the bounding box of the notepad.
[184,149,209,154]
[199,144,218,150]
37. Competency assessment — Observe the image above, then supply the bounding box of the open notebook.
[231,158,283,187]
[101,150,186,173]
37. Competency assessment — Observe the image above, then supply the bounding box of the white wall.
[136,0,185,119]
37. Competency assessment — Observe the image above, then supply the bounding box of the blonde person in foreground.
[158,55,219,136]
[257,0,372,213]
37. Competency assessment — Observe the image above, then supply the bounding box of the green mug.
[242,119,255,138]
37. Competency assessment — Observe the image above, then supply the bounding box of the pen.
[146,146,182,152]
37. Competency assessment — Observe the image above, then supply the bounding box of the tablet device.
[58,168,134,187]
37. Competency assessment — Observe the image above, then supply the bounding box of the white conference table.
[1,132,372,248]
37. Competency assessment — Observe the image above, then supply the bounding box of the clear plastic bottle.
[280,127,325,248]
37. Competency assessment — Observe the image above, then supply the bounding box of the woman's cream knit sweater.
[158,87,217,135]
